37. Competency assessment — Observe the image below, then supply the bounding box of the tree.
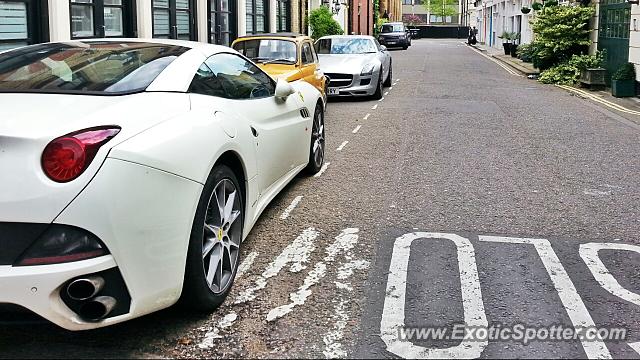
[308,6,344,40]
[424,0,458,23]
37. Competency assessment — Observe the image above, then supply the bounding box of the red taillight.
[42,127,121,183]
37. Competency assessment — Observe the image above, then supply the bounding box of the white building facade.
[0,0,300,51]
[476,0,533,48]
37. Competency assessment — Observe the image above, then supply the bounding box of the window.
[0,0,48,51]
[153,0,195,40]
[0,42,188,94]
[233,39,296,64]
[209,0,235,46]
[276,0,290,32]
[70,0,133,39]
[301,42,314,64]
[381,23,404,33]
[246,0,268,34]
[600,7,630,39]
[189,53,275,99]
[315,37,378,54]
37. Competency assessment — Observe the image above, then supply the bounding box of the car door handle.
[251,126,259,137]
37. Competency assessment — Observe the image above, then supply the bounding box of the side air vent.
[300,108,311,118]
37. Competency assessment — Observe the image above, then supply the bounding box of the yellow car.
[232,33,327,102]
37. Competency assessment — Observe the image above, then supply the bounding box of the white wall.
[629,4,640,81]
[481,0,533,49]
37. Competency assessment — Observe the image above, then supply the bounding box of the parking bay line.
[372,104,378,110]
[336,141,348,151]
[378,97,385,102]
[363,113,371,120]
[280,195,303,220]
[352,125,362,134]
[384,91,389,96]
[314,162,330,177]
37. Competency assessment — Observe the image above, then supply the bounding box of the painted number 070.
[380,232,640,359]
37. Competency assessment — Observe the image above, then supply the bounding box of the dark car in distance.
[377,22,411,50]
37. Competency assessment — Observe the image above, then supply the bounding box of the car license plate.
[328,88,339,95]
[388,41,397,44]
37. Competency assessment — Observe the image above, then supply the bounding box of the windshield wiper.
[262,58,296,64]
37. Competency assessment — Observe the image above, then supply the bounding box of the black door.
[70,0,136,39]
[0,0,48,50]
[153,0,196,40]
[209,0,236,45]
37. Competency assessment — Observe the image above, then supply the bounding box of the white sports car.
[0,39,326,330]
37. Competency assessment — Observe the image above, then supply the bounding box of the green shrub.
[528,5,594,70]
[517,43,536,62]
[538,52,605,85]
[309,7,344,40]
[531,2,543,10]
[612,63,636,81]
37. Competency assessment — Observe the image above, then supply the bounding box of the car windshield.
[0,42,188,95]
[381,24,404,33]
[233,39,297,64]
[315,38,378,55]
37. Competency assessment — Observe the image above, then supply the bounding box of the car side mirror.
[380,45,387,52]
[275,79,295,100]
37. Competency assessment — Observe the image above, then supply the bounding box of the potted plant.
[611,63,637,98]
[510,33,520,57]
[499,31,512,55]
[521,6,531,14]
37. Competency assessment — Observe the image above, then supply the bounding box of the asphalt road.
[2,39,640,359]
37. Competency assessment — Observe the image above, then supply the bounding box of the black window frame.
[69,0,137,39]
[208,0,237,45]
[152,0,197,40]
[188,52,276,100]
[246,0,269,34]
[276,0,290,32]
[0,0,49,49]
[301,42,314,65]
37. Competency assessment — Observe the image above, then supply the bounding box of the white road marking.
[363,113,371,120]
[236,251,258,279]
[389,87,393,90]
[378,97,385,102]
[280,195,303,220]
[557,84,640,116]
[337,259,369,280]
[334,281,353,291]
[384,91,389,96]
[235,228,319,304]
[199,312,238,349]
[480,236,612,359]
[580,243,640,306]
[323,299,349,358]
[313,162,331,177]
[466,45,524,77]
[628,342,640,355]
[267,228,361,322]
[381,232,487,359]
[584,189,611,196]
[336,141,349,151]
[372,104,378,110]
[352,125,362,134]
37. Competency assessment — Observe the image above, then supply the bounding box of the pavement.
[2,39,640,359]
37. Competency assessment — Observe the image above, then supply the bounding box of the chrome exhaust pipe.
[66,276,105,301]
[78,296,117,321]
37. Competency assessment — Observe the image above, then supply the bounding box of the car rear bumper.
[379,38,409,47]
[1,158,203,330]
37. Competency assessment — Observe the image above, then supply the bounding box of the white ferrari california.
[0,39,326,330]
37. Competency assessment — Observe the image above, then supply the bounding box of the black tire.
[383,62,392,87]
[402,45,408,50]
[304,103,325,175]
[181,164,243,312]
[372,71,383,100]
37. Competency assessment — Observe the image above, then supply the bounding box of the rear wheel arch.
[214,151,247,211]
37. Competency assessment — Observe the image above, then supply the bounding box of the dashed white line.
[336,141,349,151]
[372,104,378,110]
[363,113,371,120]
[389,87,393,90]
[352,125,362,134]
[629,342,640,356]
[280,195,303,220]
[314,162,330,177]
[267,228,361,322]
[199,312,238,349]
[236,251,258,279]
[480,236,612,359]
[235,228,319,304]
[378,97,385,102]
[384,91,389,96]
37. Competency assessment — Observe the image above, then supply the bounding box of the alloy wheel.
[202,178,242,294]
[311,107,325,168]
